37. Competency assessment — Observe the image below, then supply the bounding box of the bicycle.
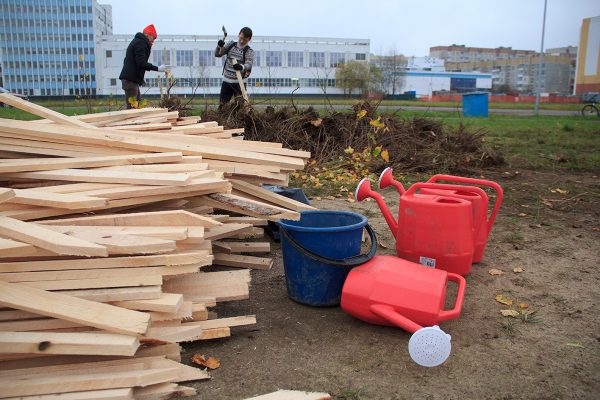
[581,94,599,117]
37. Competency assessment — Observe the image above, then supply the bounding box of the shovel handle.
[427,174,504,236]
[438,273,466,321]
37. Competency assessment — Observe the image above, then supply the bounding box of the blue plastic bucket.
[278,210,376,306]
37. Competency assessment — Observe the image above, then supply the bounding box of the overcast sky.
[100,0,600,56]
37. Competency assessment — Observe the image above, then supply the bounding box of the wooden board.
[10,189,108,209]
[244,390,332,400]
[5,169,192,187]
[0,238,36,258]
[230,178,316,211]
[0,93,92,128]
[0,152,183,174]
[0,281,150,335]
[0,188,15,204]
[212,253,273,270]
[213,241,270,254]
[0,216,108,257]
[111,293,183,313]
[0,331,139,356]
[37,210,222,228]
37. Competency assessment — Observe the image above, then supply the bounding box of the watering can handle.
[427,174,504,236]
[369,304,422,334]
[438,273,467,321]
[404,182,488,237]
[278,223,377,267]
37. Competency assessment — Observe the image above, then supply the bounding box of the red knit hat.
[143,24,157,38]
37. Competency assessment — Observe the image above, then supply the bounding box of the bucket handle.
[438,272,467,321]
[427,174,504,237]
[278,223,378,267]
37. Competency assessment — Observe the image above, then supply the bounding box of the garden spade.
[221,25,227,41]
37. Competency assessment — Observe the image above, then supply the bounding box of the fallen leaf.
[377,239,389,249]
[500,309,520,317]
[310,118,322,127]
[554,188,568,194]
[518,213,528,217]
[489,268,505,276]
[566,343,585,348]
[518,303,529,310]
[347,198,355,203]
[513,267,524,273]
[495,294,513,306]
[314,197,322,201]
[191,354,221,369]
[381,149,390,163]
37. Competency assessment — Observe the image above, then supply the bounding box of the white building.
[96,34,371,96]
[400,71,492,97]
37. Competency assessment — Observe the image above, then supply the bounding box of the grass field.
[1,103,598,171]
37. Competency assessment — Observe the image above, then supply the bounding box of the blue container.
[278,210,368,306]
[462,91,489,117]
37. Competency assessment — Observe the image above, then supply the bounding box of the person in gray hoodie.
[215,27,255,108]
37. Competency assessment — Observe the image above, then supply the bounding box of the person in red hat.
[119,24,170,108]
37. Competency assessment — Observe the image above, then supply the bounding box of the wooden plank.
[135,383,195,400]
[163,270,251,302]
[10,189,108,209]
[0,153,183,173]
[0,216,108,257]
[0,136,129,157]
[244,390,332,400]
[21,274,162,291]
[148,301,192,322]
[2,388,134,400]
[214,241,270,254]
[183,315,256,330]
[230,178,316,211]
[55,286,162,303]
[0,367,179,398]
[111,293,183,313]
[212,253,273,270]
[39,226,176,255]
[195,327,230,340]
[0,119,307,170]
[37,210,222,228]
[0,265,198,283]
[0,188,15,204]
[5,169,192,186]
[0,281,150,335]
[143,325,203,343]
[0,93,92,128]
[199,193,300,222]
[204,223,252,240]
[0,331,139,356]
[224,216,268,226]
[0,238,36,258]
[112,122,173,131]
[41,226,189,241]
[0,250,211,273]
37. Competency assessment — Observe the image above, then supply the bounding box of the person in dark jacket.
[119,24,169,109]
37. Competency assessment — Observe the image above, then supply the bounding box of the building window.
[153,50,171,65]
[106,50,112,58]
[355,53,366,61]
[288,51,304,67]
[330,52,345,67]
[309,52,325,68]
[110,78,117,86]
[176,50,193,67]
[266,51,282,67]
[199,50,213,66]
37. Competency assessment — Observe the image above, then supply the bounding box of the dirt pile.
[202,100,504,173]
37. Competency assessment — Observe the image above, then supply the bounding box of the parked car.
[0,87,29,107]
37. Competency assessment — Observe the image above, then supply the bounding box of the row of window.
[1,19,94,28]
[135,77,336,88]
[1,34,94,43]
[3,47,94,57]
[136,50,365,68]
[1,4,93,14]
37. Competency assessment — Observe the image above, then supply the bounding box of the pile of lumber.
[0,93,315,398]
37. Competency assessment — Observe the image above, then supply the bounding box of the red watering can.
[378,168,504,263]
[424,174,503,263]
[341,255,466,367]
[355,179,487,275]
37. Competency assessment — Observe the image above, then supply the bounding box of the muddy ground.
[184,168,600,400]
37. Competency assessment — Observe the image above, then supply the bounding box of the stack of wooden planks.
[0,93,316,398]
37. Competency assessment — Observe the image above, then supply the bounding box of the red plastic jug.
[398,182,487,275]
[341,255,466,366]
[423,174,503,263]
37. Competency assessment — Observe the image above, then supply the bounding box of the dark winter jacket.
[119,32,158,85]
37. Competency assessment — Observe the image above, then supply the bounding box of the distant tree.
[335,61,383,96]
[378,50,407,95]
